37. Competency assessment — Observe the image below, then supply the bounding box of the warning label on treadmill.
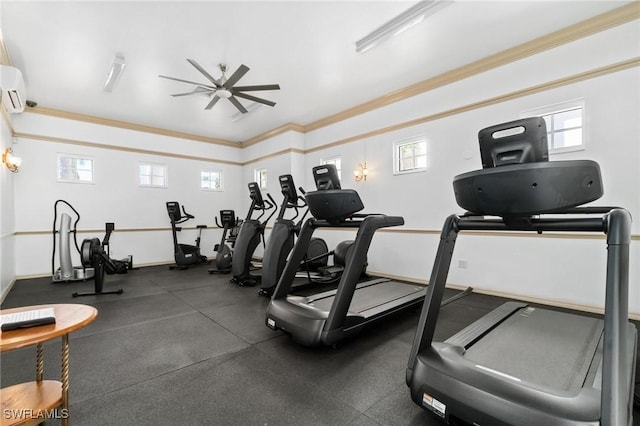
[422,392,446,418]
[266,318,276,329]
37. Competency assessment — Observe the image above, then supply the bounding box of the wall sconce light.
[354,162,369,181]
[2,147,22,173]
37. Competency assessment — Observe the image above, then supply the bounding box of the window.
[255,168,267,189]
[57,154,94,183]
[201,170,223,191]
[522,100,584,154]
[393,137,427,175]
[321,156,342,180]
[139,162,167,188]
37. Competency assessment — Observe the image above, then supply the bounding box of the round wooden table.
[1,304,98,426]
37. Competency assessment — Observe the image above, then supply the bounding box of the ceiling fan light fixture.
[355,0,444,53]
[216,89,232,99]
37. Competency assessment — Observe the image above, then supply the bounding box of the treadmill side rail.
[601,208,633,425]
[407,208,637,426]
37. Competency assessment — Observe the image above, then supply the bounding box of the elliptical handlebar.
[263,193,277,225]
[180,205,195,221]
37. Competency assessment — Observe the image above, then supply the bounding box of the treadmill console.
[479,117,548,168]
[307,164,363,223]
[454,117,602,216]
[312,164,341,190]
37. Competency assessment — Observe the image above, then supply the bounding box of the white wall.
[10,115,244,276]
[301,21,640,314]
[1,113,17,300]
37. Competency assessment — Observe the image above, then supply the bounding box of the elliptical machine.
[166,201,208,269]
[230,183,276,286]
[258,175,309,296]
[208,210,242,274]
[258,174,367,297]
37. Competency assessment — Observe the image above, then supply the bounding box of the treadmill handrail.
[406,207,633,426]
[271,214,404,300]
[323,215,405,334]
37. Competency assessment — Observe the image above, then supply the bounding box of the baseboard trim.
[0,277,16,304]
[367,269,640,321]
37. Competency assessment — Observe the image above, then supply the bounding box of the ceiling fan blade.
[171,91,213,97]
[232,91,276,107]
[233,84,280,92]
[204,95,221,110]
[223,64,249,89]
[159,74,216,89]
[228,96,248,114]
[186,59,222,87]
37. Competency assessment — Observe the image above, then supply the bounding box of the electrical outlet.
[457,260,468,269]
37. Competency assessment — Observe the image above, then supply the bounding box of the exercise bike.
[166,201,209,269]
[230,183,276,286]
[208,210,242,274]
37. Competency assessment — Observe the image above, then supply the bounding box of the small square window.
[393,138,427,175]
[255,168,268,189]
[139,162,167,188]
[57,154,94,184]
[321,156,342,181]
[201,170,223,191]
[522,99,585,154]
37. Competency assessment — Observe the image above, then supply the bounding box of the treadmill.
[406,118,637,425]
[265,164,428,347]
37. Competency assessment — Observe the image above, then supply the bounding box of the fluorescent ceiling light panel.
[104,54,125,92]
[355,0,443,53]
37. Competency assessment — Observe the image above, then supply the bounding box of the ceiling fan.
[159,59,280,114]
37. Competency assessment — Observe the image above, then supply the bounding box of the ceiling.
[1,1,633,143]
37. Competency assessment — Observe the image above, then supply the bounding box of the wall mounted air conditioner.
[0,65,26,113]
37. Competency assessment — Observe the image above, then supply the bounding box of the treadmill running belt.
[463,307,603,392]
[309,280,423,314]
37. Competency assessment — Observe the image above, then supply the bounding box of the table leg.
[61,333,69,426]
[36,342,44,381]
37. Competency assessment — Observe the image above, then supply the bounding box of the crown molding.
[303,2,640,133]
[241,123,305,148]
[2,3,637,154]
[26,106,240,148]
[13,132,242,166]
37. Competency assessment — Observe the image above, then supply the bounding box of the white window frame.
[393,136,427,175]
[320,156,342,181]
[255,168,268,189]
[201,170,224,191]
[521,99,585,154]
[57,154,95,184]
[139,162,168,188]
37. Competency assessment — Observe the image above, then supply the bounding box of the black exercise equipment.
[74,222,131,297]
[258,174,309,296]
[406,117,637,425]
[230,183,276,286]
[265,164,471,347]
[208,210,242,274]
[166,201,208,269]
[259,174,366,297]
